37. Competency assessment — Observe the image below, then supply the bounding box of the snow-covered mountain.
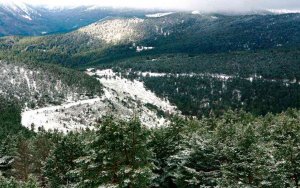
[0,1,39,21]
[0,1,150,36]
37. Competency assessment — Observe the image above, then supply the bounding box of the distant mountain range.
[1,1,300,37]
[0,1,152,36]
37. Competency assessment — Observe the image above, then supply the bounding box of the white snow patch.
[21,14,32,20]
[90,69,177,113]
[136,71,300,85]
[78,18,144,44]
[22,98,101,133]
[136,71,233,80]
[136,46,154,52]
[267,9,300,14]
[146,12,174,18]
[192,10,201,15]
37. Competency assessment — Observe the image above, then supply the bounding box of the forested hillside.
[0,13,299,67]
[0,60,102,108]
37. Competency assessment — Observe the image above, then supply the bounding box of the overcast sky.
[3,0,300,12]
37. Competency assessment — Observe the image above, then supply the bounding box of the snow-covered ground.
[77,18,144,45]
[135,71,300,84]
[136,46,154,52]
[21,98,101,133]
[136,71,233,80]
[267,9,300,14]
[146,12,174,18]
[21,69,178,133]
[89,69,176,112]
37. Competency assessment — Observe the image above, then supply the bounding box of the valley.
[1,3,300,187]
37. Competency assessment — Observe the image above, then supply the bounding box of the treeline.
[1,110,300,187]
[108,47,300,80]
[141,76,300,117]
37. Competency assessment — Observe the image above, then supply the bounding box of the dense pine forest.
[1,110,300,187]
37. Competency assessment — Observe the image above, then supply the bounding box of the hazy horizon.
[1,0,300,12]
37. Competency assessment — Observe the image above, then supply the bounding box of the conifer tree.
[74,117,154,188]
[44,132,84,187]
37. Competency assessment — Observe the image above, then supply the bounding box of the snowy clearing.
[21,69,178,133]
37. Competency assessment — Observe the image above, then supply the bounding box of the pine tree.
[74,117,154,188]
[31,133,53,186]
[168,133,221,187]
[13,139,33,182]
[44,132,84,187]
[269,109,300,187]
[148,117,187,187]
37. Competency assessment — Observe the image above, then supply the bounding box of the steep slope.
[21,69,178,132]
[0,60,102,108]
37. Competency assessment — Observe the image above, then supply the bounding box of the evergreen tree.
[168,132,221,187]
[31,133,53,186]
[74,117,154,188]
[13,139,33,182]
[269,109,300,187]
[148,117,187,187]
[44,132,84,187]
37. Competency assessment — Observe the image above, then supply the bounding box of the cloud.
[3,0,300,11]
[189,0,300,12]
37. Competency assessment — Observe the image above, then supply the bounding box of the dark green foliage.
[150,110,300,187]
[108,48,300,80]
[141,75,300,117]
[148,117,188,187]
[44,133,84,187]
[74,117,154,188]
[0,176,39,188]
[0,97,33,155]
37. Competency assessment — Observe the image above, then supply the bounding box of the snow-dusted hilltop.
[77,18,145,44]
